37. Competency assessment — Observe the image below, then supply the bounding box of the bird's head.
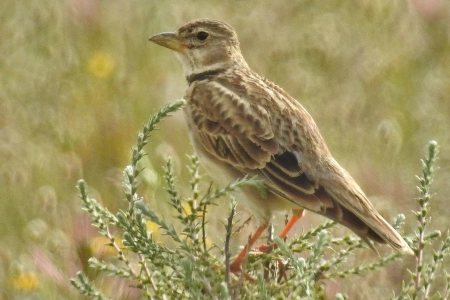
[149,19,248,77]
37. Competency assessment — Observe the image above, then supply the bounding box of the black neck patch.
[186,69,226,84]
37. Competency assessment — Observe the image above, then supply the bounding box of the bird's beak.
[149,32,186,53]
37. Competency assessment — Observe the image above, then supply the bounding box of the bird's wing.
[188,80,277,168]
[187,77,412,254]
[188,78,333,204]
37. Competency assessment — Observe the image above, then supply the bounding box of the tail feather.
[324,186,414,255]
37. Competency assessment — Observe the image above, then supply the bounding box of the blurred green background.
[1,0,449,298]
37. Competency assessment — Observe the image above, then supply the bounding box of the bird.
[149,19,414,273]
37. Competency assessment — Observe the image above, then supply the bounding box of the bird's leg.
[230,210,304,281]
[254,209,304,282]
[230,223,268,273]
[255,209,304,253]
[279,209,304,239]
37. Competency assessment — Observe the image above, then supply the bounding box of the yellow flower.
[181,201,205,217]
[90,236,122,259]
[181,201,192,215]
[87,51,115,79]
[12,272,39,291]
[146,221,162,241]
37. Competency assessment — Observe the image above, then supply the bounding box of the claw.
[230,262,257,283]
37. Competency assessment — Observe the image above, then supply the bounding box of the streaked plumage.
[149,19,413,257]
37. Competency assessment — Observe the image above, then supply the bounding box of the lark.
[149,19,413,272]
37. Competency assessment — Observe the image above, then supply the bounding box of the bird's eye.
[196,31,209,41]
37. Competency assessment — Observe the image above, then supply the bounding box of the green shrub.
[71,101,449,299]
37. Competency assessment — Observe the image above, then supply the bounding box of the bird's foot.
[253,243,290,282]
[230,262,257,283]
[253,242,277,253]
